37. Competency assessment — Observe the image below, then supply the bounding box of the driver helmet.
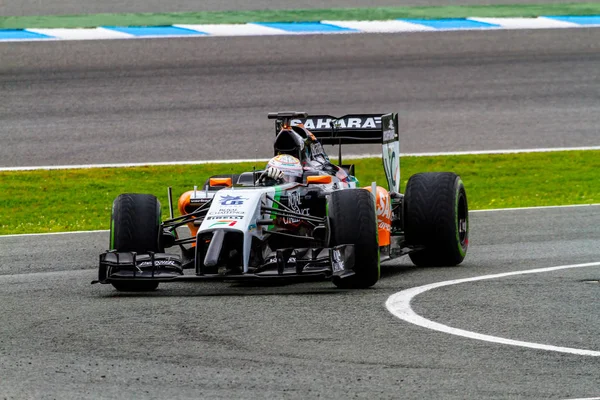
[267,154,303,183]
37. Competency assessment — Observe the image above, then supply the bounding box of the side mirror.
[306,175,332,184]
[209,177,232,187]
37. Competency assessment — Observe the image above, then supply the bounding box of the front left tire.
[109,193,163,291]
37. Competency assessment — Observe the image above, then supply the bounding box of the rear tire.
[404,172,468,267]
[329,189,380,289]
[110,193,162,291]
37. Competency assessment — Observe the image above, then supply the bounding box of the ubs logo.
[219,195,247,206]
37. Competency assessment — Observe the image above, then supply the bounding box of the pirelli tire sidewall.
[404,172,469,267]
[109,193,163,291]
[328,189,380,289]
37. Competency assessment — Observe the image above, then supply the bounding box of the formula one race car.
[93,111,468,291]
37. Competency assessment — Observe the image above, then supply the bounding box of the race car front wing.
[93,245,355,284]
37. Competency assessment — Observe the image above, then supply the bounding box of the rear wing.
[270,112,397,145]
[268,111,400,193]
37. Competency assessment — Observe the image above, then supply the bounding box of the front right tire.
[328,189,380,289]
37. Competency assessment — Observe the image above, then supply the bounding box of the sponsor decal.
[265,256,297,264]
[209,219,238,227]
[377,190,392,220]
[206,215,244,220]
[379,221,392,231]
[310,142,325,157]
[292,116,381,130]
[248,223,257,232]
[383,143,399,192]
[190,198,208,204]
[383,118,396,142]
[209,208,246,216]
[283,190,309,224]
[370,186,392,233]
[138,260,177,267]
[303,160,320,170]
[335,168,350,182]
[332,249,345,272]
[219,195,247,206]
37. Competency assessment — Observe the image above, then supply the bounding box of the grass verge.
[1,3,600,29]
[0,150,598,235]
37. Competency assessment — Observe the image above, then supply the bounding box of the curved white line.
[386,261,600,356]
[563,398,600,400]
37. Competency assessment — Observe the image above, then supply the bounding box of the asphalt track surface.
[1,25,599,399]
[0,206,598,398]
[2,28,600,167]
[4,0,598,17]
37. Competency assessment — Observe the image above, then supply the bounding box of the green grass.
[1,150,598,235]
[1,3,600,29]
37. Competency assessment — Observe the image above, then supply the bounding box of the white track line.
[395,145,600,157]
[470,203,600,212]
[2,146,599,172]
[0,158,273,172]
[1,202,598,238]
[0,229,108,238]
[386,261,600,356]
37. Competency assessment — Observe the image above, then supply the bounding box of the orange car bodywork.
[178,190,200,243]
[363,185,392,247]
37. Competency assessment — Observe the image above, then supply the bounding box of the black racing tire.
[328,189,380,289]
[404,172,468,267]
[110,193,162,291]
